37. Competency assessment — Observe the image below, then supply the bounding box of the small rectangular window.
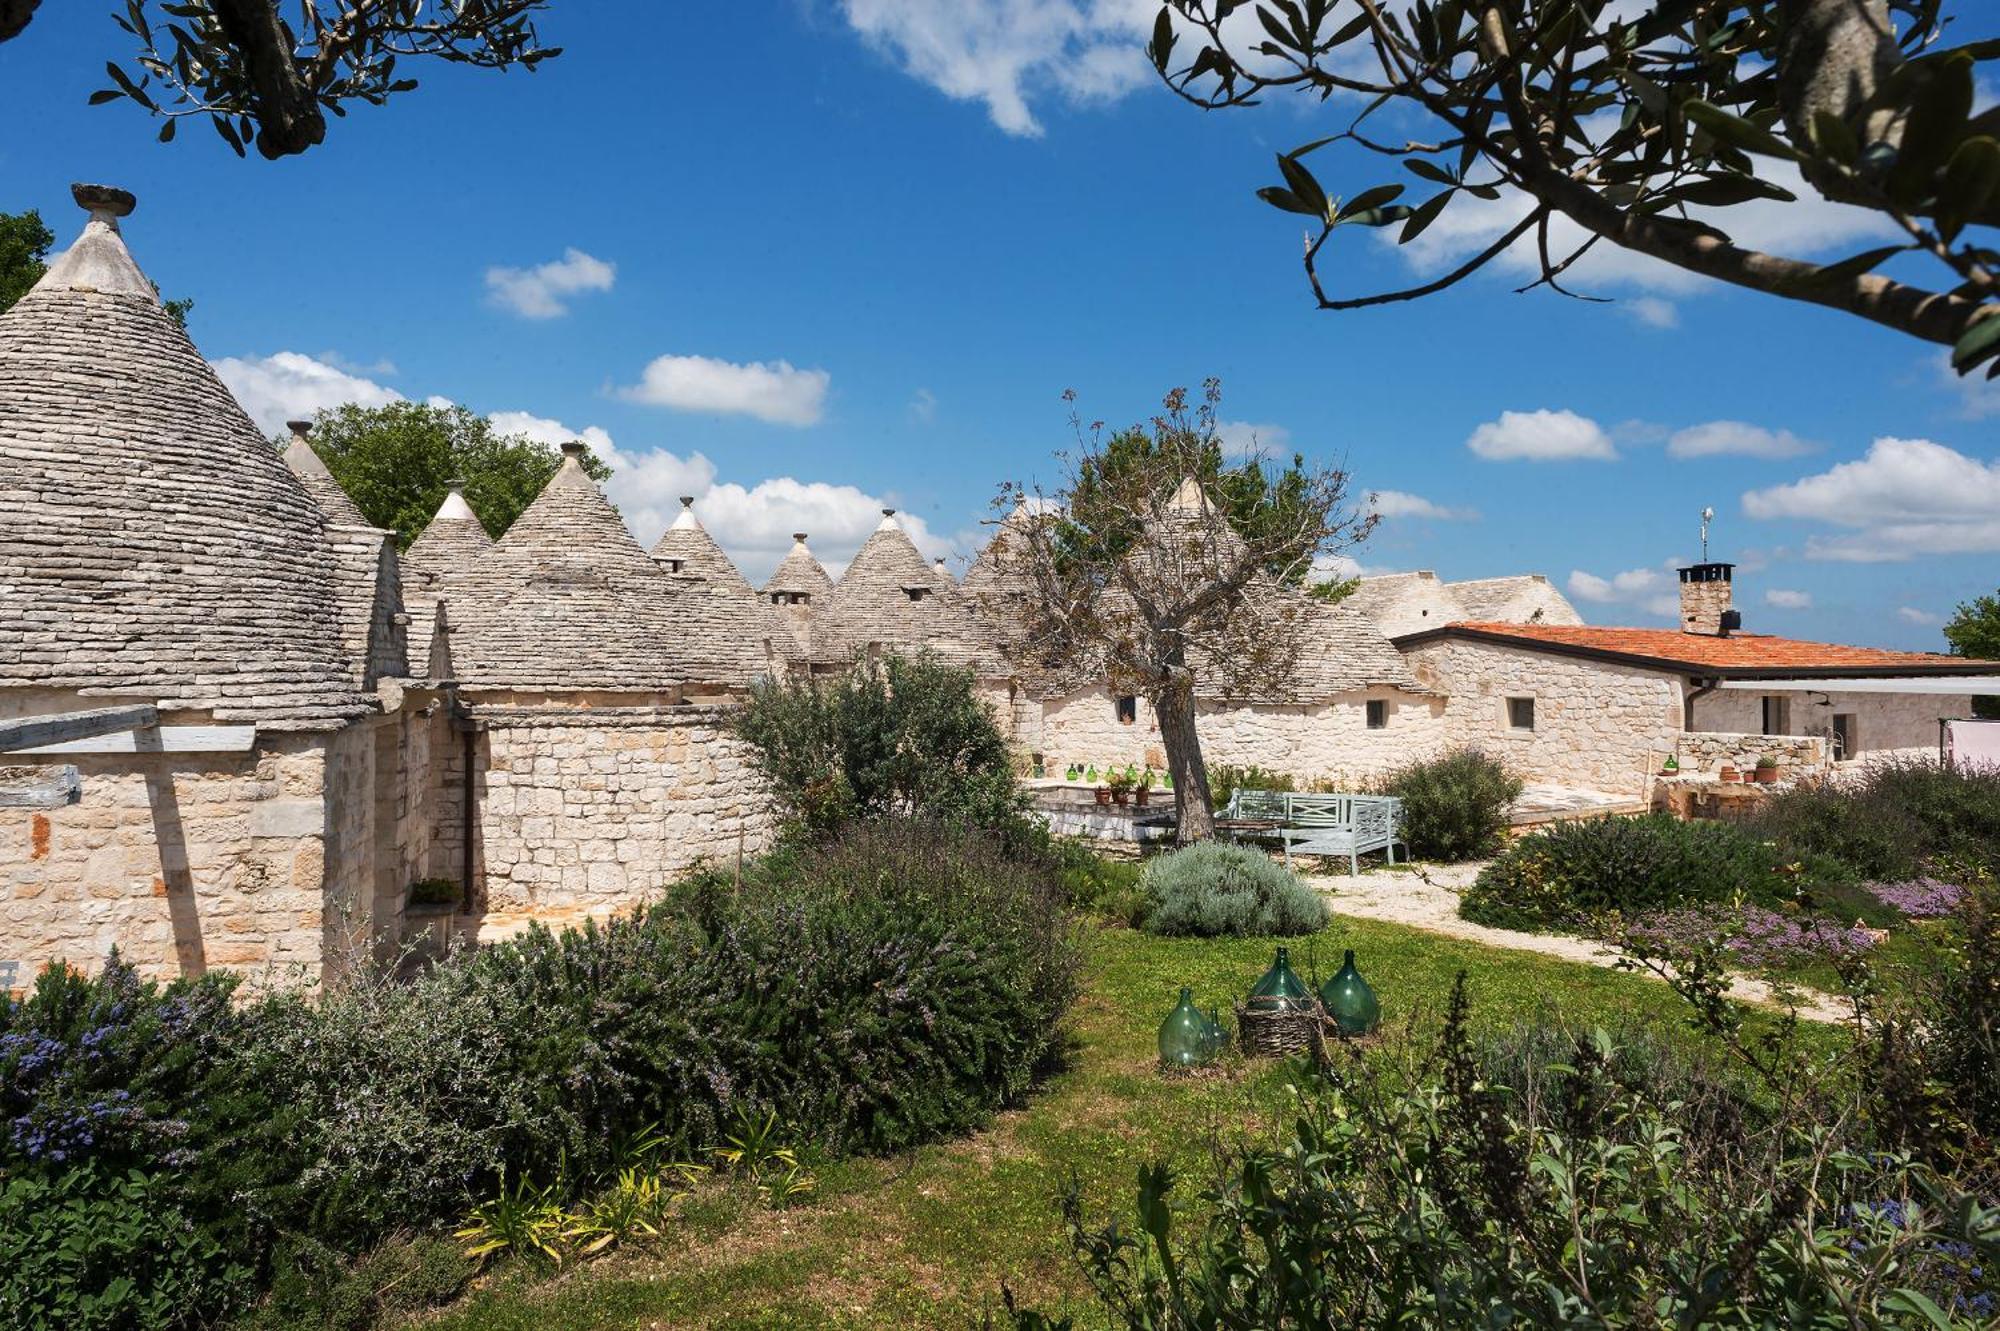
[1115,695,1137,725]
[1365,699,1388,730]
[1832,713,1856,759]
[1506,697,1535,731]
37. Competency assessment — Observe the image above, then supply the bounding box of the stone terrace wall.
[0,731,332,989]
[1026,686,1448,787]
[1673,730,1829,775]
[1405,638,1684,795]
[467,704,774,940]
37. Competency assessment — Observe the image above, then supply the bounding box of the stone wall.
[1691,687,1966,760]
[0,727,332,990]
[465,703,774,940]
[1672,730,1829,775]
[1404,639,1685,794]
[1025,685,1448,788]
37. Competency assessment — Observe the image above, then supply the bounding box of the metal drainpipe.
[1684,676,1720,732]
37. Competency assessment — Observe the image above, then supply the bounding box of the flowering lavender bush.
[1867,877,1968,920]
[1622,903,1877,969]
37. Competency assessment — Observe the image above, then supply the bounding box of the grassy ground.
[394,915,1755,1331]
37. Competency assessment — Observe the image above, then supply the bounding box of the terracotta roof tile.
[1418,622,2000,675]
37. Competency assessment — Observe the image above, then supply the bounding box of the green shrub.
[1752,759,2000,881]
[0,1164,250,1331]
[735,651,1026,838]
[1379,747,1521,861]
[1139,841,1327,937]
[1052,840,1146,924]
[1461,813,1790,932]
[1206,763,1294,812]
[233,1235,468,1331]
[1013,979,1999,1329]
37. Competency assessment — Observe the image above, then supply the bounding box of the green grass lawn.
[392,917,1772,1331]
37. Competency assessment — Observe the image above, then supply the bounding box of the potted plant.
[1108,769,1135,806]
[1718,762,1739,783]
[1135,768,1155,807]
[1753,754,1781,783]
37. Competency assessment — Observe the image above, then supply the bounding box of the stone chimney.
[1677,562,1735,635]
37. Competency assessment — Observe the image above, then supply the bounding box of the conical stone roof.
[762,532,835,600]
[0,186,371,727]
[402,482,493,679]
[448,446,769,691]
[280,420,370,528]
[650,497,800,674]
[814,511,1001,673]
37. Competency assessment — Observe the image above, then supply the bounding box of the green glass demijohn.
[1247,946,1311,1012]
[1086,764,1099,782]
[1204,1005,1229,1056]
[1320,949,1381,1036]
[1159,987,1211,1068]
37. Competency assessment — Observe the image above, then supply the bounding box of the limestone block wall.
[467,704,775,940]
[1404,639,1685,794]
[1673,731,1830,775]
[1027,686,1448,787]
[0,727,332,990]
[1691,688,1967,760]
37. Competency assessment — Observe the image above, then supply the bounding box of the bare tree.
[1153,1,2000,377]
[985,382,1375,843]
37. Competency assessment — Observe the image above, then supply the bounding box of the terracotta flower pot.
[1111,789,1131,807]
[1094,787,1111,807]
[1718,765,1739,783]
[1135,789,1151,808]
[1754,767,1779,784]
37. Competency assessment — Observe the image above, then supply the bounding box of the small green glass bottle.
[1086,764,1099,782]
[1320,949,1381,1036]
[1159,987,1211,1068]
[1205,1005,1229,1055]
[1247,946,1311,1012]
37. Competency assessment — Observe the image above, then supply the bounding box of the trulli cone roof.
[813,511,1002,673]
[448,448,770,691]
[762,532,835,600]
[281,423,371,528]
[649,497,754,594]
[0,188,372,727]
[650,498,804,673]
[402,483,493,678]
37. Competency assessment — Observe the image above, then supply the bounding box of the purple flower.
[1864,878,1965,920]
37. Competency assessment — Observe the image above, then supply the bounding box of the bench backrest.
[1228,789,1401,831]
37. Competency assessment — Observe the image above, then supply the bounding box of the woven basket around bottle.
[1235,1001,1327,1059]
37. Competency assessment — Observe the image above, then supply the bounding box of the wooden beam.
[0,705,158,753]
[8,725,256,756]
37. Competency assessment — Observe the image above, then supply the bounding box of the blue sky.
[4,2,1997,646]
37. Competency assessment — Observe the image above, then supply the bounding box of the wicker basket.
[1235,1001,1327,1059]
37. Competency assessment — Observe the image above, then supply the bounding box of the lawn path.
[1304,863,1850,1023]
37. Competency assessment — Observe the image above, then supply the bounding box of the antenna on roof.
[1700,506,1715,562]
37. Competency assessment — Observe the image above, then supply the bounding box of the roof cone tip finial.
[792,532,808,544]
[679,495,694,508]
[285,419,312,440]
[446,477,467,494]
[560,440,588,460]
[72,183,136,220]
[883,508,896,517]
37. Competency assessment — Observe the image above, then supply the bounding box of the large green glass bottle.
[1159,987,1211,1068]
[1320,949,1381,1035]
[1247,946,1311,1011]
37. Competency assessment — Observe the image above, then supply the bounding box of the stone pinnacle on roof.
[280,418,371,528]
[0,185,371,726]
[763,531,835,599]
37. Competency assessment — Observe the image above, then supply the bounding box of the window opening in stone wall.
[1506,697,1535,731]
[1762,695,1791,735]
[1365,699,1388,730]
[1116,695,1137,724]
[1832,713,1856,759]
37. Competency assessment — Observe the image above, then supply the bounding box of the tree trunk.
[1153,676,1214,844]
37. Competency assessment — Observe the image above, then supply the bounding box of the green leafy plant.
[454,1174,566,1268]
[1378,747,1521,862]
[1139,841,1326,938]
[405,876,458,907]
[1207,763,1295,811]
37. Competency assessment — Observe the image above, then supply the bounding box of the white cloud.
[1897,606,1942,625]
[1667,420,1814,460]
[908,387,938,424]
[1214,419,1292,459]
[837,0,1156,137]
[1624,297,1678,329]
[1743,436,2000,561]
[1467,408,1617,462]
[617,353,830,427]
[1366,489,1476,521]
[1567,566,1679,619]
[487,409,619,456]
[1764,588,1812,609]
[1935,351,2000,421]
[483,248,616,319]
[211,350,405,436]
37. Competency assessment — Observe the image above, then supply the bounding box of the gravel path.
[1303,863,1850,1023]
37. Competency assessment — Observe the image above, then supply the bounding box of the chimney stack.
[1677,562,1734,635]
